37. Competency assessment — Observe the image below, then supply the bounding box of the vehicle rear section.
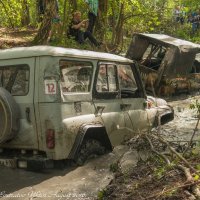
[0,57,47,169]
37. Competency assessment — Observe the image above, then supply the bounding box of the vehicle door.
[92,63,132,146]
[0,58,38,149]
[118,63,150,134]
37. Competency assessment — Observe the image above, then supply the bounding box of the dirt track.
[0,28,36,49]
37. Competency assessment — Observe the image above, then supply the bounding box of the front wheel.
[76,139,106,165]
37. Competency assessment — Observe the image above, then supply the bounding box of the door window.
[96,64,118,93]
[117,64,137,90]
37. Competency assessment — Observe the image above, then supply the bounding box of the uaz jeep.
[0,46,174,169]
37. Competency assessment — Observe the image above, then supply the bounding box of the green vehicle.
[0,46,174,169]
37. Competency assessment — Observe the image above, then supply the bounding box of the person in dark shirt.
[68,11,101,47]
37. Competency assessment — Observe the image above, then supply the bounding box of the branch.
[175,165,200,198]
[145,135,170,165]
[183,116,200,155]
[145,180,200,200]
[150,134,197,173]
[124,13,145,21]
[176,165,193,182]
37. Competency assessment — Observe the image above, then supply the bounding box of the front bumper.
[157,105,174,125]
[147,105,174,127]
[147,96,174,126]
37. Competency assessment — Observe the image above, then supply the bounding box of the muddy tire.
[0,87,20,144]
[76,139,106,165]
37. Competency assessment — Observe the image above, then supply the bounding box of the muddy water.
[0,146,128,200]
[163,96,200,143]
[0,96,199,200]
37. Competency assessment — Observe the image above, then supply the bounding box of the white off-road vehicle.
[0,46,174,169]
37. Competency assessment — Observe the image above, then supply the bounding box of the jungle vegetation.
[0,0,199,53]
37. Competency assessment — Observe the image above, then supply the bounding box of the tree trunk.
[96,0,108,41]
[70,0,77,11]
[33,0,57,45]
[62,0,69,34]
[108,3,124,53]
[113,3,124,49]
[21,0,30,26]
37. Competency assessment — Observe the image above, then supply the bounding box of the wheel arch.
[68,123,112,159]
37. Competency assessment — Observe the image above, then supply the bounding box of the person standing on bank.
[85,0,98,33]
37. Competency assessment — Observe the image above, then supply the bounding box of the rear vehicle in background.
[126,33,200,96]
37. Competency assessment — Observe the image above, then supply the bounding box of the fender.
[68,123,112,159]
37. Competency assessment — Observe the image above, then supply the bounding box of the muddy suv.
[126,34,200,96]
[0,46,173,169]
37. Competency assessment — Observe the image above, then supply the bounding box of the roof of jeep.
[138,33,200,49]
[0,46,132,63]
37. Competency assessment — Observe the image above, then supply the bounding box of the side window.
[96,64,118,93]
[118,64,137,90]
[0,65,29,96]
[59,60,93,93]
[141,43,166,70]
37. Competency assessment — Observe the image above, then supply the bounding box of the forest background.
[0,0,200,53]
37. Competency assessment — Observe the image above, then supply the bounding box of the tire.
[0,87,20,144]
[76,139,106,166]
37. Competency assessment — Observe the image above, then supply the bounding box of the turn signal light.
[147,101,153,109]
[46,129,55,149]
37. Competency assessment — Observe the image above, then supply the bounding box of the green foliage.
[196,164,200,171]
[193,174,199,181]
[152,156,176,180]
[109,162,119,173]
[164,188,178,198]
[190,100,200,114]
[1,0,200,49]
[50,36,98,51]
[154,166,166,179]
[97,189,107,200]
[153,163,174,179]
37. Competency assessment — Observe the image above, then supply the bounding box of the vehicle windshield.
[60,60,93,93]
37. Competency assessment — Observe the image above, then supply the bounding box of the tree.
[21,0,30,26]
[96,0,108,42]
[33,0,58,44]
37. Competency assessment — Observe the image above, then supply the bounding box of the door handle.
[120,104,131,111]
[26,107,31,123]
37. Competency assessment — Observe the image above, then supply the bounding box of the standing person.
[85,0,98,33]
[38,0,45,15]
[68,11,101,47]
[191,10,198,33]
[48,0,61,42]
[174,5,181,22]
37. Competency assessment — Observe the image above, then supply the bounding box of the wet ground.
[164,95,200,142]
[0,146,129,200]
[0,95,200,200]
[103,95,200,200]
